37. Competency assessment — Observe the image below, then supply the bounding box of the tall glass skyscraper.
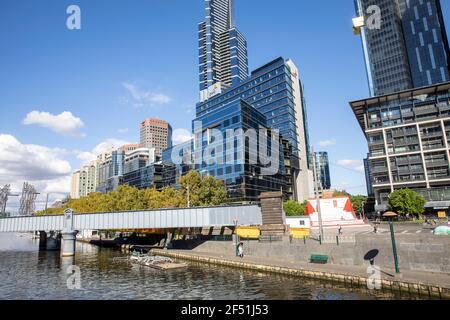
[198,0,249,102]
[196,57,314,202]
[314,152,331,190]
[354,0,450,97]
[194,98,286,201]
[398,0,450,87]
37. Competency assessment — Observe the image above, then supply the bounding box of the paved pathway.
[163,249,450,289]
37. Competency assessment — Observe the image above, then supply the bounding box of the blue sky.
[1,0,449,208]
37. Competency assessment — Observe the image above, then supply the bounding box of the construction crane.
[18,182,39,216]
[0,185,20,217]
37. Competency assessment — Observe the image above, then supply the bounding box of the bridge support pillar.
[61,231,77,257]
[46,231,61,251]
[39,231,47,250]
[165,231,173,249]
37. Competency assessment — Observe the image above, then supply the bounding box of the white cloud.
[92,138,133,155]
[74,151,97,165]
[73,138,135,168]
[118,128,129,134]
[336,159,365,173]
[318,140,336,147]
[23,111,85,137]
[172,128,192,145]
[0,134,71,181]
[122,82,172,107]
[0,134,73,211]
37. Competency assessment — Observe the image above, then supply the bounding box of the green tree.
[350,195,367,217]
[198,175,228,206]
[40,172,228,215]
[388,188,426,218]
[283,200,306,216]
[179,170,202,207]
[180,170,228,207]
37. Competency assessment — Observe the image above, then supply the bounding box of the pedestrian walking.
[237,242,244,258]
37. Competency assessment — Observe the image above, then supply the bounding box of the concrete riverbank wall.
[153,249,450,299]
[171,234,450,274]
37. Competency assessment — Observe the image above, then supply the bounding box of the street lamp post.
[311,147,324,241]
[383,211,400,274]
[187,186,191,208]
[45,193,50,215]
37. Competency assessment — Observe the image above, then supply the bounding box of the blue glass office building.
[96,150,125,194]
[198,57,301,155]
[196,57,313,201]
[193,98,286,201]
[162,140,194,188]
[160,0,314,202]
[399,0,450,87]
[314,152,331,190]
[354,0,450,97]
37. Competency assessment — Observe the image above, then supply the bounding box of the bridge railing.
[0,204,262,233]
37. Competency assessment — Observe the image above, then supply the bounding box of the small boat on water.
[129,251,188,271]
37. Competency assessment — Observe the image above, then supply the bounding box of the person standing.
[237,242,244,258]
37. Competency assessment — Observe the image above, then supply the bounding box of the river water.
[0,233,415,300]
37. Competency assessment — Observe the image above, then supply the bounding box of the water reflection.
[0,233,418,300]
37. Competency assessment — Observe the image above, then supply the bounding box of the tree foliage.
[36,171,228,215]
[388,188,426,216]
[349,195,367,215]
[283,200,306,216]
[179,171,228,207]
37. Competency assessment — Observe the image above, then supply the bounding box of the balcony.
[414,106,438,115]
[368,139,385,146]
[428,174,450,181]
[421,131,443,138]
[373,179,390,185]
[391,130,406,138]
[371,166,389,174]
[369,150,386,157]
[438,104,450,112]
[426,160,448,168]
[422,143,445,151]
[401,111,414,118]
[393,138,419,146]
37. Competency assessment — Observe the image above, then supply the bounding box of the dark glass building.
[354,0,450,97]
[399,0,450,87]
[121,164,163,190]
[96,150,125,194]
[193,98,286,201]
[161,140,194,188]
[364,155,374,196]
[196,57,313,201]
[314,152,331,190]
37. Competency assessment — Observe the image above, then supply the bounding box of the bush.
[283,200,306,216]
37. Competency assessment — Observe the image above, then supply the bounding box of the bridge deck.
[0,205,262,232]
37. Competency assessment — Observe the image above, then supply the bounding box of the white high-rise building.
[70,162,97,199]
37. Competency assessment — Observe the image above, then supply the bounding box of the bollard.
[303,236,306,245]
[336,235,340,246]
[319,235,322,245]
